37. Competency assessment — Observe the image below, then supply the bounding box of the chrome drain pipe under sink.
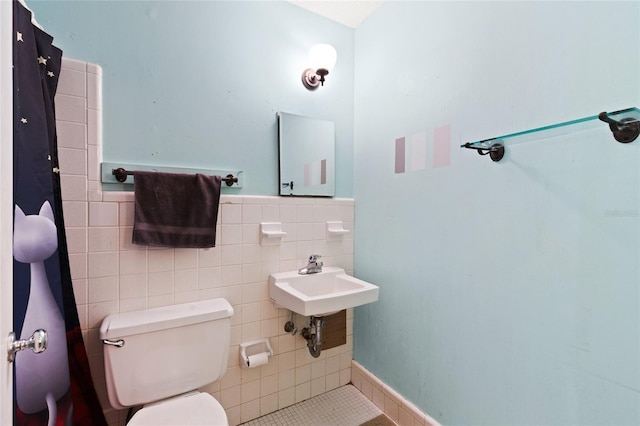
[301,316,324,358]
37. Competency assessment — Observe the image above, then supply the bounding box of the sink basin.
[268,267,379,316]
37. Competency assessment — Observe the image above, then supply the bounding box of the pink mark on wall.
[433,125,451,168]
[411,131,427,171]
[312,161,320,185]
[395,137,405,174]
[304,163,310,186]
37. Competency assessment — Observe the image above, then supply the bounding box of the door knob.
[7,329,47,362]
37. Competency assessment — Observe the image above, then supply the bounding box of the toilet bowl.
[127,392,227,426]
[100,299,234,425]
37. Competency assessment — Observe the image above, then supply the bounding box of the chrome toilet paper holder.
[240,338,273,368]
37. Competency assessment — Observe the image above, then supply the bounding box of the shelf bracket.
[462,142,505,162]
[598,111,639,143]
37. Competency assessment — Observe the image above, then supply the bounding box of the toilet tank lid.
[100,298,233,340]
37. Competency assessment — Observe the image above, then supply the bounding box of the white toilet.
[99,298,234,425]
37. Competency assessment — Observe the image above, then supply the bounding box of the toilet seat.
[127,392,228,426]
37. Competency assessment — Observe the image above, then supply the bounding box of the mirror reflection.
[277,112,335,197]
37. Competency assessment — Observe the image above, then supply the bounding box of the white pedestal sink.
[268,267,379,317]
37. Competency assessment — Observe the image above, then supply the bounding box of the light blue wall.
[28,0,640,424]
[29,0,354,197]
[353,1,640,425]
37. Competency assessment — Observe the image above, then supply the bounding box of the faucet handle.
[309,254,322,263]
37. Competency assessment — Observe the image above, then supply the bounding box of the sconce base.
[302,68,320,90]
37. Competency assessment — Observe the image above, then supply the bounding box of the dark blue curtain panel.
[12,1,106,425]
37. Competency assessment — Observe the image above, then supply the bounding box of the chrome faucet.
[298,254,323,275]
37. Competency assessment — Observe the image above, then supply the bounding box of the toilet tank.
[100,299,233,409]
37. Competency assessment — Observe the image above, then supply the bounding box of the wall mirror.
[277,112,335,197]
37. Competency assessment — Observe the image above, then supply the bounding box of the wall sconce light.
[301,44,337,90]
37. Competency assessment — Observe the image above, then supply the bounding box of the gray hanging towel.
[132,171,221,248]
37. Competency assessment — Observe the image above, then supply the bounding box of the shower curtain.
[12,1,107,425]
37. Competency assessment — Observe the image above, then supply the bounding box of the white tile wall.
[56,58,355,426]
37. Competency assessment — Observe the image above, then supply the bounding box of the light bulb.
[308,44,337,72]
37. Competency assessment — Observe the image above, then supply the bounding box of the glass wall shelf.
[461,107,640,162]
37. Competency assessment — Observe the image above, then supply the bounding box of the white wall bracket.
[327,221,350,240]
[261,222,287,245]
